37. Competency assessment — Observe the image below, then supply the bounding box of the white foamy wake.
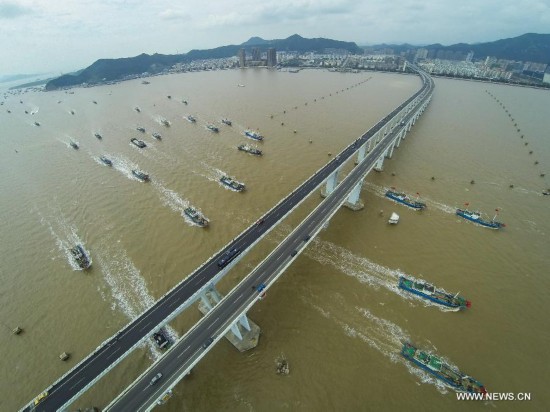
[108,154,149,182]
[37,209,91,271]
[303,295,448,394]
[152,180,208,227]
[95,239,179,359]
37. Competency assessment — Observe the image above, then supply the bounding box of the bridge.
[25,66,433,412]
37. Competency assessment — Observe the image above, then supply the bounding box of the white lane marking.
[106,347,121,360]
[139,321,152,332]
[69,377,85,391]
[207,318,219,329]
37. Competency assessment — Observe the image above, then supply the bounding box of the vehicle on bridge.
[202,337,214,349]
[150,372,163,386]
[34,391,48,406]
[217,248,241,268]
[256,283,267,299]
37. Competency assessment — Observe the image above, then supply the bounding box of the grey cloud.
[0,1,32,19]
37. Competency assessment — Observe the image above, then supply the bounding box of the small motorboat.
[132,169,149,181]
[99,155,113,166]
[388,212,400,224]
[70,245,91,269]
[130,138,147,148]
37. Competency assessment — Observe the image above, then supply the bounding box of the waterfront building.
[267,48,277,67]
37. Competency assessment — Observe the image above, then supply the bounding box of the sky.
[1,0,549,76]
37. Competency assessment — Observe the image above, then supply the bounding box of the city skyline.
[1,0,549,75]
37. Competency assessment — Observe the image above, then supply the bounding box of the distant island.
[43,33,550,91]
[44,35,360,90]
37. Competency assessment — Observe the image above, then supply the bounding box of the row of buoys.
[485,90,546,180]
[271,76,373,121]
[267,76,373,138]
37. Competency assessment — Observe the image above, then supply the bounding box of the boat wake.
[365,182,456,214]
[151,180,206,227]
[94,238,179,360]
[307,238,459,310]
[108,154,148,182]
[302,294,448,394]
[37,209,91,271]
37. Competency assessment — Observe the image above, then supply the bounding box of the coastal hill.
[44,33,550,90]
[44,35,360,90]
[365,33,550,64]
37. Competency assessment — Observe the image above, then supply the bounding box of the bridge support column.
[385,142,395,159]
[344,180,364,211]
[231,323,243,340]
[238,314,251,331]
[321,169,339,198]
[197,289,260,351]
[200,292,214,311]
[374,155,385,172]
[355,143,367,165]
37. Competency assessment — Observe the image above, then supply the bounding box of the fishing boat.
[70,245,91,270]
[34,121,40,126]
[94,133,102,139]
[220,175,245,192]
[69,141,79,150]
[161,119,170,127]
[402,343,487,394]
[99,155,113,166]
[237,144,262,156]
[186,115,196,123]
[152,132,162,140]
[132,169,149,181]
[222,118,232,126]
[184,207,209,227]
[130,138,147,148]
[385,189,426,210]
[152,330,170,349]
[134,106,141,112]
[244,130,264,141]
[206,124,219,133]
[136,126,146,133]
[399,276,471,309]
[456,205,505,229]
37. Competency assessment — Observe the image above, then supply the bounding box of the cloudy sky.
[1,0,549,75]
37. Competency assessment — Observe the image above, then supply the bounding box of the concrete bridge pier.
[344,180,364,211]
[198,286,260,352]
[395,130,404,148]
[321,168,340,198]
[355,143,367,165]
[385,141,396,159]
[374,154,385,172]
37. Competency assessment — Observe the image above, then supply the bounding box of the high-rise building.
[267,48,277,67]
[238,49,246,68]
[252,47,261,61]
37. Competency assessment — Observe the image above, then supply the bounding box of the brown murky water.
[1,70,548,411]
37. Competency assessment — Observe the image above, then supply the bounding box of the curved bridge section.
[25,67,433,412]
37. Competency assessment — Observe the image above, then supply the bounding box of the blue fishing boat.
[244,130,264,141]
[456,205,505,229]
[402,343,487,394]
[398,276,470,310]
[385,189,426,210]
